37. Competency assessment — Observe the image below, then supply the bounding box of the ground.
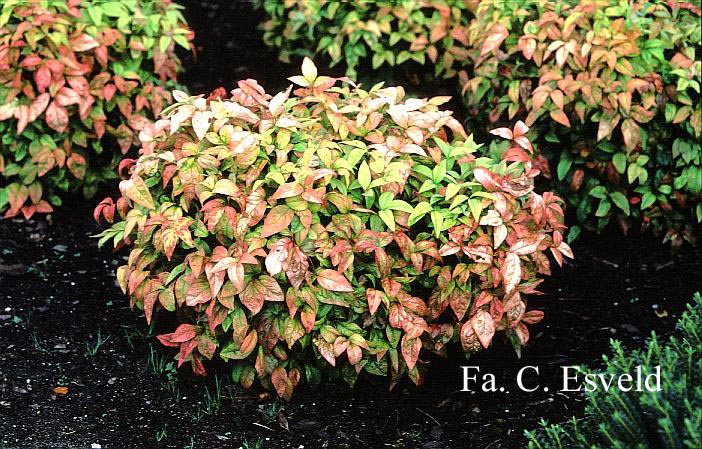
[2,200,700,449]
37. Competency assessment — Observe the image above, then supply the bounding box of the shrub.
[525,292,702,449]
[460,0,702,246]
[0,0,192,219]
[258,0,471,80]
[95,58,572,399]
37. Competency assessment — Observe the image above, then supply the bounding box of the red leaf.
[521,310,545,325]
[489,127,512,140]
[240,275,283,314]
[480,23,508,56]
[549,109,571,128]
[34,66,51,93]
[70,33,100,52]
[471,310,495,348]
[260,205,294,238]
[366,288,383,315]
[401,335,421,370]
[45,101,69,133]
[317,269,353,292]
[271,366,289,399]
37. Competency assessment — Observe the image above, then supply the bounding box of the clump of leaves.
[0,0,192,219]
[526,292,702,449]
[258,0,471,80]
[96,58,572,399]
[460,0,701,246]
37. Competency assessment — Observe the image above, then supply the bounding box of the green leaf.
[589,186,607,199]
[641,191,656,209]
[612,153,627,174]
[389,200,413,213]
[610,192,630,215]
[378,191,394,210]
[557,157,572,181]
[468,198,483,221]
[430,211,444,237]
[445,183,460,200]
[379,209,395,231]
[358,161,371,190]
[595,199,611,217]
[408,202,432,226]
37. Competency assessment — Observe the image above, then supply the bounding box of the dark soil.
[2,200,701,449]
[2,2,702,449]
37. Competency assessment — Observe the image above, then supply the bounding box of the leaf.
[502,252,522,293]
[260,205,294,238]
[45,101,69,133]
[471,310,495,349]
[240,275,284,314]
[271,366,291,400]
[401,335,421,370]
[70,33,99,52]
[610,192,630,215]
[641,191,656,209]
[407,202,432,226]
[301,57,318,81]
[620,118,640,152]
[220,330,257,360]
[119,175,155,210]
[366,289,383,315]
[480,23,508,56]
[192,111,213,140]
[612,153,627,174]
[549,109,571,127]
[378,209,395,231]
[358,161,372,190]
[317,269,353,292]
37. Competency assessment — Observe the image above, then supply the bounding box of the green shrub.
[460,0,702,246]
[258,0,471,79]
[95,58,572,399]
[0,0,191,219]
[525,291,702,449]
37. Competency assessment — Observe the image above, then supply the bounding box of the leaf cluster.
[460,0,702,246]
[258,0,471,79]
[0,0,192,219]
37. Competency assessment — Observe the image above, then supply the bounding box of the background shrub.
[96,58,572,399]
[525,292,702,449]
[258,0,470,80]
[460,0,702,246]
[0,0,191,219]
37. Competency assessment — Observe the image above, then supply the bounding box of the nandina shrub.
[96,58,572,399]
[460,0,702,246]
[258,0,471,80]
[0,0,192,219]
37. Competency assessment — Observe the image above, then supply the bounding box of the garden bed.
[1,200,700,449]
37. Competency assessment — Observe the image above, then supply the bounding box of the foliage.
[525,292,702,449]
[0,0,191,219]
[460,0,702,246]
[96,58,571,399]
[258,0,471,79]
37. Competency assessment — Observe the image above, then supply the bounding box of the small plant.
[526,292,702,449]
[460,0,702,245]
[96,58,571,399]
[258,0,471,79]
[0,0,192,219]
[84,329,111,356]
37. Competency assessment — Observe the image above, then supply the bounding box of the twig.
[416,407,441,426]
[252,422,274,432]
